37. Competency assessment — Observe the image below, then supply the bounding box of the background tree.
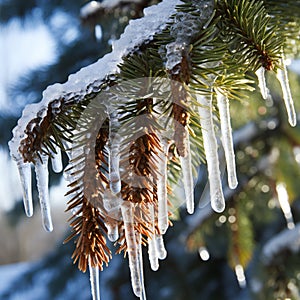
[1,0,300,300]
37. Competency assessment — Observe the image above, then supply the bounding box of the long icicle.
[121,202,142,297]
[197,94,225,213]
[109,114,121,194]
[216,90,238,189]
[157,138,169,234]
[255,66,268,100]
[179,132,194,214]
[137,232,147,300]
[276,57,297,127]
[148,203,159,271]
[89,257,101,300]
[17,161,33,217]
[35,155,53,232]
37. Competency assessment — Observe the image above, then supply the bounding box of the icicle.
[121,202,142,297]
[35,155,53,232]
[255,66,268,100]
[137,233,147,300]
[197,94,225,213]
[180,132,194,214]
[109,115,121,194]
[17,161,33,217]
[198,247,210,261]
[89,257,101,300]
[234,264,247,288]
[276,58,297,127]
[216,90,238,189]
[155,234,167,260]
[157,139,169,234]
[148,204,159,271]
[50,144,63,173]
[276,183,295,230]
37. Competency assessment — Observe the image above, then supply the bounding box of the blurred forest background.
[0,0,300,299]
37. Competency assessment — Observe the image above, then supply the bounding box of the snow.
[262,223,300,264]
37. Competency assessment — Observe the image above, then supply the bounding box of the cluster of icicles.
[9,56,296,299]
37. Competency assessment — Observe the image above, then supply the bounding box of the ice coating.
[234,264,247,288]
[35,155,53,232]
[157,139,169,234]
[16,162,33,217]
[9,0,182,166]
[255,66,268,100]
[164,0,214,71]
[105,223,119,242]
[89,260,101,300]
[121,202,143,297]
[179,133,194,214]
[137,233,147,300]
[276,58,297,127]
[216,90,238,189]
[197,94,225,213]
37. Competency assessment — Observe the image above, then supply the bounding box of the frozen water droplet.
[106,222,119,242]
[276,58,297,127]
[157,139,169,234]
[121,202,142,297]
[35,155,53,232]
[17,161,33,217]
[216,91,238,189]
[50,145,63,173]
[255,67,268,100]
[179,133,194,214]
[89,258,101,300]
[197,94,225,213]
[155,234,167,260]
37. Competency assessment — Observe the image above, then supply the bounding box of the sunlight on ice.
[17,162,33,217]
[255,66,268,100]
[121,202,143,297]
[148,204,159,271]
[276,183,295,230]
[276,58,297,127]
[157,139,169,234]
[35,155,53,232]
[216,90,238,189]
[197,94,225,213]
[180,133,195,214]
[198,247,210,261]
[235,264,247,288]
[89,259,100,300]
